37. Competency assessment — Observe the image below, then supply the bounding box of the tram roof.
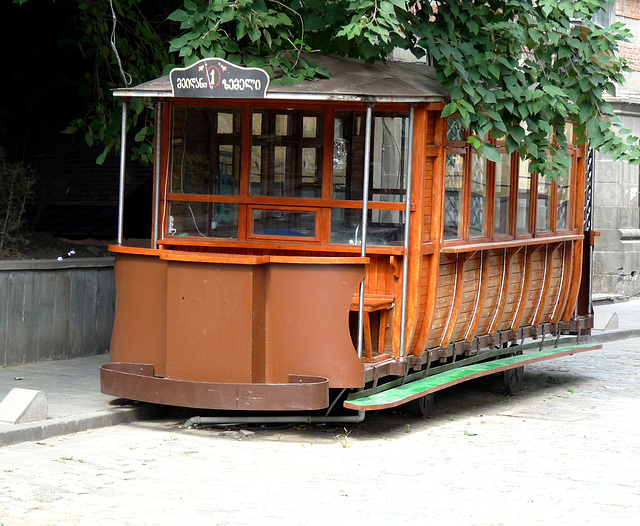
[113,55,449,103]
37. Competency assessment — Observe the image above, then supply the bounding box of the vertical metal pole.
[357,105,374,359]
[117,99,128,245]
[152,102,162,248]
[399,105,415,358]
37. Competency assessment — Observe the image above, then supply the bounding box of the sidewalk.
[0,355,159,447]
[591,295,640,342]
[0,298,638,448]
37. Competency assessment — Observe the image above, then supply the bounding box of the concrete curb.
[589,329,640,344]
[0,403,159,448]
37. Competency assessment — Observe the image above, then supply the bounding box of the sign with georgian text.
[170,58,270,99]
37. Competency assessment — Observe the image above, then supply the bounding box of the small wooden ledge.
[441,233,584,254]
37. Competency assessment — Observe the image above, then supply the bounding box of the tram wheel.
[503,366,524,395]
[406,393,434,418]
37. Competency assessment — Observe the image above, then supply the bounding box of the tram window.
[469,151,488,238]
[557,170,571,231]
[537,175,551,232]
[517,158,532,234]
[333,112,364,201]
[171,107,241,196]
[168,202,239,239]
[494,150,512,236]
[251,209,317,238]
[330,112,408,245]
[250,109,323,198]
[444,153,464,240]
[447,118,465,141]
[332,113,409,203]
[330,208,404,246]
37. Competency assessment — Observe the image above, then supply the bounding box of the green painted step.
[344,343,600,411]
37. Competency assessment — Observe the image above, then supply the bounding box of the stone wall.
[592,2,640,298]
[0,259,115,367]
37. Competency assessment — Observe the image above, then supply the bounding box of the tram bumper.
[101,362,330,411]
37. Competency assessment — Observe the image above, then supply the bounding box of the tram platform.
[0,298,639,448]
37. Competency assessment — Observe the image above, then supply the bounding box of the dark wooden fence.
[0,258,115,367]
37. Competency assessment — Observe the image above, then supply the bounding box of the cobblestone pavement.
[1,337,639,526]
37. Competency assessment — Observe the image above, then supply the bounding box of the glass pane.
[303,116,318,138]
[252,210,316,237]
[557,170,571,230]
[565,122,574,146]
[251,110,322,198]
[274,146,288,196]
[302,148,321,192]
[168,202,238,239]
[252,113,263,135]
[216,144,240,195]
[275,114,290,136]
[537,175,551,232]
[372,116,408,205]
[250,145,262,194]
[444,153,464,239]
[470,152,488,238]
[331,208,361,245]
[330,208,403,246]
[217,112,236,134]
[332,112,408,203]
[447,118,464,141]
[494,152,511,236]
[332,112,364,201]
[171,107,241,196]
[517,158,531,234]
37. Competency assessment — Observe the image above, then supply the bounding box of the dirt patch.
[0,231,111,260]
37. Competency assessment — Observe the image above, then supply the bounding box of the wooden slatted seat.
[350,294,395,360]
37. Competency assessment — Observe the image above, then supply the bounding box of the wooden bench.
[350,294,395,360]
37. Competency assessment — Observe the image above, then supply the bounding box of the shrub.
[0,149,37,253]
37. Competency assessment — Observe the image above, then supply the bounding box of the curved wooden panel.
[474,250,505,336]
[519,246,545,328]
[425,253,457,348]
[561,239,583,321]
[449,252,481,343]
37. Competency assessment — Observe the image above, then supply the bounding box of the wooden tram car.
[101,56,598,416]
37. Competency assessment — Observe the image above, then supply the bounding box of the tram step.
[343,343,601,411]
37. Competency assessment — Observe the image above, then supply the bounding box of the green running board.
[344,344,601,411]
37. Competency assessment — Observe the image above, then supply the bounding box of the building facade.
[593,0,640,297]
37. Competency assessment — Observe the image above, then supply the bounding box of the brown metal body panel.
[165,261,257,383]
[108,251,365,409]
[110,253,168,376]
[264,263,365,387]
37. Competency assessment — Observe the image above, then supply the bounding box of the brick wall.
[618,41,640,71]
[617,1,640,72]
[617,0,640,20]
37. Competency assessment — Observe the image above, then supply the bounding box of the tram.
[101,56,598,416]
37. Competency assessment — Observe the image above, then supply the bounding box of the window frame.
[162,99,412,252]
[442,117,579,247]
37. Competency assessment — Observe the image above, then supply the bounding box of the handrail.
[117,100,128,245]
[399,105,415,359]
[357,104,374,360]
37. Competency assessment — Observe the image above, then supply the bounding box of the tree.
[14,0,640,180]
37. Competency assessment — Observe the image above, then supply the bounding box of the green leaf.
[441,102,458,118]
[482,143,503,163]
[168,9,188,22]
